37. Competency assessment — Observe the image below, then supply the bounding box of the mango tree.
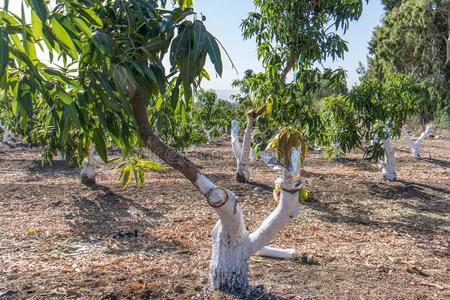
[346,73,427,181]
[236,0,367,184]
[0,0,358,295]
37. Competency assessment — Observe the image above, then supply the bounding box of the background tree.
[238,0,367,179]
[345,73,427,180]
[366,0,449,128]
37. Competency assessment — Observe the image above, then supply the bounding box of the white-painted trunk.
[249,177,302,253]
[195,172,303,295]
[402,125,432,158]
[80,145,96,185]
[250,148,256,162]
[204,129,212,145]
[378,137,396,181]
[2,128,11,143]
[236,114,256,182]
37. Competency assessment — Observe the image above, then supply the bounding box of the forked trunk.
[402,125,432,158]
[81,145,96,186]
[131,95,300,295]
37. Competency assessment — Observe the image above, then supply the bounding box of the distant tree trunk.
[379,136,396,181]
[204,128,212,144]
[2,127,11,143]
[130,94,300,295]
[401,125,432,158]
[80,144,96,186]
[235,105,266,183]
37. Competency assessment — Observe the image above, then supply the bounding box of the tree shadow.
[332,157,378,172]
[66,185,181,255]
[304,179,450,239]
[419,157,450,168]
[22,160,80,178]
[247,181,273,192]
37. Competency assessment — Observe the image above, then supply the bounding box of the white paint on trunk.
[230,120,242,161]
[257,246,298,259]
[197,172,303,294]
[2,128,11,143]
[250,148,256,162]
[237,114,256,182]
[80,145,96,182]
[204,128,212,144]
[402,125,432,158]
[249,177,302,255]
[378,137,396,181]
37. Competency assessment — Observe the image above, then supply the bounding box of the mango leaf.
[138,159,161,171]
[30,10,43,40]
[0,28,8,76]
[51,18,78,59]
[205,33,222,75]
[28,0,48,22]
[93,127,108,162]
[192,20,205,61]
[56,86,73,105]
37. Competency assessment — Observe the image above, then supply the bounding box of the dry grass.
[0,131,449,299]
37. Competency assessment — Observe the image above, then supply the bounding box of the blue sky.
[195,0,385,90]
[6,0,385,91]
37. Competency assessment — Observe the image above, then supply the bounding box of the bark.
[80,144,96,186]
[402,125,432,158]
[131,94,200,185]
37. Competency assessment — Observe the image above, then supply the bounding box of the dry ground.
[0,130,449,299]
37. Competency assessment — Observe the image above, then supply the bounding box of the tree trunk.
[130,94,301,295]
[235,105,266,183]
[204,128,212,144]
[379,137,396,181]
[402,125,432,158]
[80,144,96,186]
[2,127,11,143]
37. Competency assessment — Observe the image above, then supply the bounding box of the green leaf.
[28,0,48,22]
[72,4,103,27]
[0,27,8,77]
[17,78,33,117]
[51,18,78,59]
[192,20,205,61]
[56,86,73,105]
[139,159,161,171]
[73,17,92,37]
[91,31,111,55]
[93,127,108,162]
[31,10,43,40]
[205,33,222,75]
